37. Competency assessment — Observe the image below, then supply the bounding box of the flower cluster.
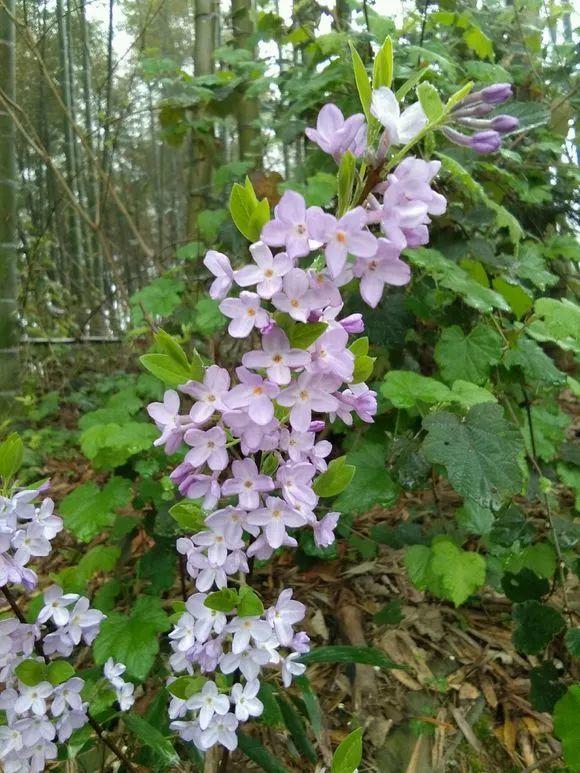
[0,490,132,772]
[104,658,136,710]
[0,489,62,589]
[445,83,518,153]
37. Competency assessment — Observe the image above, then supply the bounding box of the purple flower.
[354,237,411,308]
[187,682,230,730]
[224,367,279,426]
[171,467,221,509]
[266,589,306,645]
[276,461,318,508]
[278,372,340,432]
[490,115,519,133]
[246,496,306,549]
[334,383,377,425]
[37,585,79,627]
[306,324,354,381]
[231,679,263,722]
[219,645,271,680]
[261,190,311,259]
[305,104,367,161]
[226,615,273,654]
[234,242,294,299]
[193,525,244,566]
[307,206,377,277]
[219,292,269,338]
[221,458,274,510]
[181,366,230,424]
[480,83,513,104]
[469,130,502,153]
[340,313,364,334]
[204,250,234,300]
[242,327,310,385]
[313,511,340,547]
[271,268,317,322]
[184,426,228,471]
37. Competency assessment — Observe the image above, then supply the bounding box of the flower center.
[336,230,347,243]
[252,386,263,395]
[247,307,256,317]
[295,223,306,235]
[290,299,300,308]
[264,269,274,277]
[299,390,309,401]
[207,441,215,448]
[244,480,253,489]
[273,354,283,363]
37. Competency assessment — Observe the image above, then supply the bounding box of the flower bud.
[490,114,519,133]
[480,83,513,104]
[340,313,364,334]
[469,130,502,153]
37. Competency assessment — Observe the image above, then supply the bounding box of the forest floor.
[15,378,577,773]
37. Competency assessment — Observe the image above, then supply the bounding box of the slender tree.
[0,0,18,416]
[231,0,262,166]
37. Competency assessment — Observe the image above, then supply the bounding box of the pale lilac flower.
[171,466,221,509]
[305,103,366,161]
[261,190,311,259]
[370,87,427,146]
[187,550,228,591]
[204,250,234,300]
[291,631,311,654]
[307,325,354,381]
[308,270,343,308]
[266,589,306,645]
[147,390,185,453]
[247,531,297,560]
[242,327,310,385]
[235,242,293,299]
[219,291,269,338]
[247,496,306,549]
[276,461,318,508]
[180,366,231,424]
[219,646,271,680]
[12,523,51,564]
[37,585,79,627]
[224,367,279,426]
[14,682,53,716]
[354,237,410,308]
[271,268,317,322]
[51,678,84,717]
[55,710,88,743]
[200,712,239,751]
[313,511,340,548]
[184,426,228,472]
[221,458,274,510]
[278,372,340,432]
[187,681,230,730]
[26,499,62,540]
[336,383,377,424]
[205,507,255,542]
[340,313,364,334]
[227,616,273,654]
[281,652,306,687]
[42,629,74,658]
[0,726,23,757]
[307,207,377,278]
[230,679,263,722]
[386,158,447,217]
[116,681,135,711]
[193,526,244,566]
[186,593,227,641]
[104,658,126,689]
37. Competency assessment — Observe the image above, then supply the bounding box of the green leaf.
[60,477,132,542]
[238,732,290,773]
[455,501,494,536]
[192,297,226,336]
[276,694,317,763]
[405,545,432,589]
[140,353,191,387]
[93,596,170,681]
[15,659,47,686]
[289,322,327,349]
[554,686,580,770]
[463,25,493,60]
[153,329,189,370]
[352,354,375,383]
[435,325,502,385]
[373,600,404,626]
[168,500,206,532]
[408,247,510,312]
[332,728,363,773]
[300,645,398,670]
[334,441,399,515]
[422,403,524,507]
[130,276,184,323]
[348,42,372,122]
[530,662,566,713]
[504,336,566,387]
[501,569,550,603]
[450,380,497,408]
[506,542,557,580]
[429,541,486,607]
[313,456,355,497]
[295,676,323,736]
[565,628,580,658]
[229,178,270,242]
[337,150,356,216]
[381,370,452,409]
[258,683,286,728]
[512,601,566,655]
[373,36,393,88]
[204,588,239,613]
[237,586,264,617]
[167,675,207,700]
[416,82,444,122]
[47,660,76,686]
[348,337,369,356]
[395,66,429,101]
[0,432,24,482]
[122,713,179,766]
[491,278,533,319]
[530,298,580,353]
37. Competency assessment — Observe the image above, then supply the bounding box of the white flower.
[186,681,230,731]
[36,585,79,627]
[281,652,306,687]
[116,681,135,711]
[14,681,53,716]
[103,658,126,689]
[230,679,264,722]
[226,616,273,655]
[199,712,239,751]
[0,726,23,758]
[51,677,84,716]
[370,87,427,146]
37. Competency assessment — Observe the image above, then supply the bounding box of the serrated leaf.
[300,645,398,669]
[381,371,452,409]
[554,686,580,770]
[530,662,566,713]
[430,541,486,606]
[60,477,132,542]
[502,569,550,603]
[435,325,502,385]
[334,441,399,515]
[405,544,432,589]
[455,500,494,536]
[93,596,170,681]
[512,601,566,655]
[422,403,524,507]
[313,456,355,497]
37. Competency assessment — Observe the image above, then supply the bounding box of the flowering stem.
[1,586,138,772]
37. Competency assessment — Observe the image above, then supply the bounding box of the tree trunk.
[0,0,18,416]
[186,0,216,239]
[231,0,262,166]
